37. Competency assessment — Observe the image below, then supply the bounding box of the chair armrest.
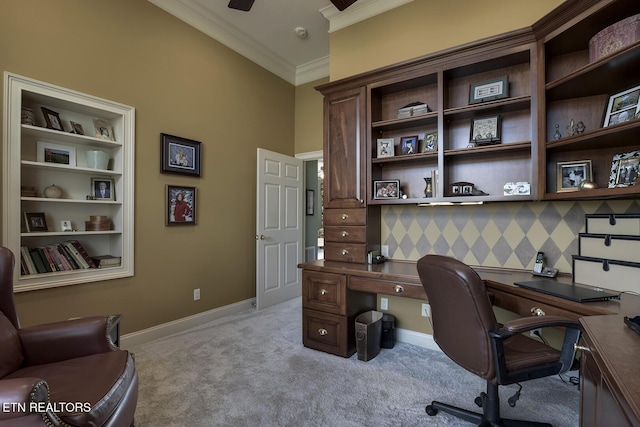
[0,378,48,420]
[495,315,580,338]
[18,316,117,366]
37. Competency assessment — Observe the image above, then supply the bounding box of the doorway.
[299,151,323,262]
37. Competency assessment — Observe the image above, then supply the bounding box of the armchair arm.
[0,378,48,421]
[496,315,580,338]
[18,316,117,366]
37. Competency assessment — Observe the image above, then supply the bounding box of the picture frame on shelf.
[161,133,202,177]
[91,177,115,201]
[306,189,314,216]
[36,141,77,166]
[40,107,64,131]
[70,121,84,135]
[93,118,115,141]
[603,85,640,127]
[608,150,640,188]
[377,138,395,158]
[166,185,197,225]
[400,135,418,155]
[470,115,501,145]
[24,212,48,232]
[60,220,73,232]
[373,180,401,200]
[423,132,438,152]
[451,181,475,196]
[469,76,508,104]
[557,160,592,192]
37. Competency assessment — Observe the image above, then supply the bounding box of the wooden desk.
[298,260,640,426]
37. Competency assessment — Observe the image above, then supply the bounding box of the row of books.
[20,240,121,275]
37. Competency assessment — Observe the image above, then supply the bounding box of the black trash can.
[381,313,395,349]
[355,310,383,361]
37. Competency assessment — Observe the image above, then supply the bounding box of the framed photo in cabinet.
[469,76,508,104]
[161,133,202,177]
[557,160,592,192]
[24,212,48,232]
[91,177,115,201]
[373,180,400,200]
[400,135,418,155]
[36,141,76,166]
[70,121,84,135]
[166,185,197,225]
[423,132,438,152]
[470,115,501,145]
[603,85,640,127]
[40,107,64,131]
[377,138,394,158]
[608,150,640,188]
[93,119,115,141]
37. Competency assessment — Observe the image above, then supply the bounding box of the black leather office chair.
[416,254,581,426]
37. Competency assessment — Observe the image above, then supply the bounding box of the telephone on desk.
[532,251,558,278]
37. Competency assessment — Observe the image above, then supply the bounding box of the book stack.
[21,186,37,197]
[19,240,97,275]
[91,255,122,268]
[397,102,430,119]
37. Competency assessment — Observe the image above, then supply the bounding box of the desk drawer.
[324,208,366,226]
[302,308,354,357]
[302,270,346,315]
[324,226,366,243]
[324,242,366,263]
[349,276,427,300]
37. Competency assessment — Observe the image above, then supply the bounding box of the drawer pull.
[394,285,404,293]
[318,328,328,336]
[574,344,590,352]
[342,249,349,256]
[320,289,328,296]
[530,307,546,316]
[341,231,349,237]
[341,213,348,220]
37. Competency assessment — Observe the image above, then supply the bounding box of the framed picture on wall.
[161,133,202,177]
[166,185,197,225]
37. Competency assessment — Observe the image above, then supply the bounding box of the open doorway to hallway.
[304,159,323,261]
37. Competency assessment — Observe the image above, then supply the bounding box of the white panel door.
[256,148,303,309]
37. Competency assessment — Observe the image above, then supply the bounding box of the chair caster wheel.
[426,405,438,416]
[475,396,483,407]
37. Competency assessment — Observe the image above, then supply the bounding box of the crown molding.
[321,0,414,33]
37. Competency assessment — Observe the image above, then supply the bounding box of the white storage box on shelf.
[578,233,640,264]
[585,214,640,236]
[573,255,640,294]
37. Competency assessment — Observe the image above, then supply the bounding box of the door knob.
[255,234,267,240]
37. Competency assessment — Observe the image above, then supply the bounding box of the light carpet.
[130,297,580,426]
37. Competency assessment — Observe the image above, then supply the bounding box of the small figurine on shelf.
[567,119,586,136]
[553,124,562,140]
[424,177,433,197]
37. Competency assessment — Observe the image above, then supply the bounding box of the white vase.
[86,150,109,169]
[44,184,63,198]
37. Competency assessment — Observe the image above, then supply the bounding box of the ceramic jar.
[21,108,36,126]
[44,184,63,198]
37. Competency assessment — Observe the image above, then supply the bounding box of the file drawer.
[302,308,353,357]
[349,276,427,300]
[585,214,640,236]
[324,226,366,243]
[302,270,346,315]
[578,233,640,264]
[573,255,640,293]
[324,208,366,226]
[323,242,366,263]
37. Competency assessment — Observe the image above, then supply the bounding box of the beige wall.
[1,0,295,333]
[294,78,328,154]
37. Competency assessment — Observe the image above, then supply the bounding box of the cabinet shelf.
[543,184,639,201]
[444,96,531,120]
[21,160,120,176]
[21,230,121,237]
[545,120,640,152]
[22,124,122,148]
[21,196,121,205]
[444,141,531,157]
[372,151,437,165]
[372,112,438,132]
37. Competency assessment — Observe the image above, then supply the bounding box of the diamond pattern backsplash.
[382,199,640,272]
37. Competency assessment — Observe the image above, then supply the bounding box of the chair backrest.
[416,254,498,380]
[0,247,19,328]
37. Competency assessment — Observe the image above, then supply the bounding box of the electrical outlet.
[421,303,431,317]
[530,328,542,338]
[193,288,200,301]
[380,297,388,310]
[381,245,389,257]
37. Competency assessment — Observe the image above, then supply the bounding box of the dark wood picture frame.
[40,107,64,131]
[161,133,202,177]
[469,76,509,104]
[91,177,115,201]
[24,212,48,232]
[166,185,197,225]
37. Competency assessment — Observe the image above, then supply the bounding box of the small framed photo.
[93,118,115,141]
[469,76,509,104]
[60,220,73,232]
[91,177,115,201]
[603,85,640,127]
[24,212,48,232]
[161,133,202,177]
[470,115,501,145]
[36,141,77,166]
[557,160,592,192]
[377,138,395,158]
[423,132,438,152]
[373,180,400,199]
[70,121,84,135]
[400,135,418,155]
[41,107,64,131]
[306,189,315,215]
[608,150,640,188]
[167,185,197,225]
[451,181,475,196]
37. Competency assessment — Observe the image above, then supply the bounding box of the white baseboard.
[396,328,440,352]
[120,298,255,349]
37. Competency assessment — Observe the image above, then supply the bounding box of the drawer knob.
[342,249,349,256]
[341,213,348,220]
[320,289,328,296]
[574,344,590,352]
[530,307,546,316]
[341,231,349,237]
[394,285,404,293]
[318,328,328,336]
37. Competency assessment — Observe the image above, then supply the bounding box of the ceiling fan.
[228,0,357,12]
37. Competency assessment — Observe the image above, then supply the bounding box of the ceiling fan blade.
[228,0,255,12]
[330,0,357,11]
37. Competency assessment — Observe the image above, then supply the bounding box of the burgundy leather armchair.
[417,254,580,426]
[0,247,138,427]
